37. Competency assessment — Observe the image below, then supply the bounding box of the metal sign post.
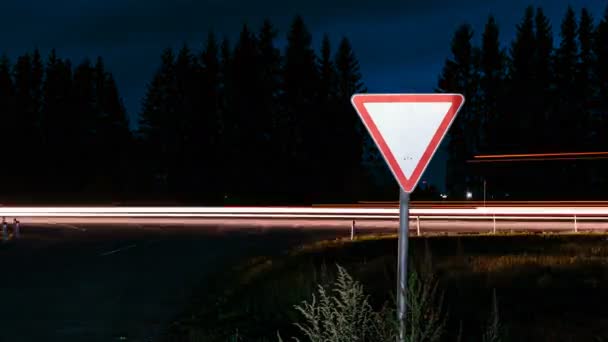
[350,93,465,342]
[397,188,410,342]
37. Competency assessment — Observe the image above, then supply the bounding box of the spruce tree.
[508,6,536,151]
[71,59,98,193]
[175,44,203,199]
[595,7,608,195]
[554,7,581,196]
[230,24,264,199]
[438,24,478,198]
[42,51,74,195]
[257,20,282,201]
[596,7,608,107]
[139,48,178,195]
[13,53,37,195]
[218,37,233,202]
[578,8,595,90]
[334,37,366,200]
[318,35,335,104]
[577,8,601,195]
[478,16,506,200]
[31,49,43,137]
[200,31,223,203]
[314,34,341,198]
[479,15,505,153]
[92,57,131,197]
[282,15,319,202]
[555,6,579,148]
[596,7,608,152]
[0,55,16,194]
[533,7,555,151]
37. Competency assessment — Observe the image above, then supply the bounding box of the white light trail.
[0,206,607,218]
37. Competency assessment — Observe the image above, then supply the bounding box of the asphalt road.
[0,223,342,342]
[1,216,607,342]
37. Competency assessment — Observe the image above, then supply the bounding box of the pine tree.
[70,59,98,193]
[596,7,608,107]
[220,37,232,102]
[334,37,366,200]
[25,48,44,195]
[31,48,44,136]
[335,38,365,100]
[596,7,608,152]
[496,7,540,198]
[479,15,506,153]
[202,32,221,120]
[282,15,319,202]
[0,55,16,194]
[576,8,603,196]
[318,35,335,104]
[438,24,478,198]
[42,50,74,195]
[218,37,233,202]
[555,6,579,149]
[508,6,536,151]
[91,57,131,197]
[258,20,281,102]
[315,34,340,198]
[103,75,130,170]
[139,48,178,195]
[200,31,224,203]
[230,24,265,199]
[257,20,283,201]
[578,8,596,146]
[523,7,559,199]
[478,16,507,201]
[13,52,37,194]
[174,44,202,199]
[532,7,555,151]
[554,7,583,197]
[595,7,608,196]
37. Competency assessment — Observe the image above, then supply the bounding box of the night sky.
[1,0,605,190]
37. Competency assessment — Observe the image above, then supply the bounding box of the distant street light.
[466,191,473,200]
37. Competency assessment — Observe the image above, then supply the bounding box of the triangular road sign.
[351,93,465,193]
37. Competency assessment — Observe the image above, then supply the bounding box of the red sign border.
[351,93,465,193]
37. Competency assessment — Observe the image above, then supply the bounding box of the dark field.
[166,233,608,342]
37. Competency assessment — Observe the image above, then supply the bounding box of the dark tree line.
[0,16,370,204]
[439,5,608,200]
[7,8,605,204]
[0,49,132,202]
[137,17,368,204]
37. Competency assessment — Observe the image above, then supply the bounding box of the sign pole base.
[397,188,410,342]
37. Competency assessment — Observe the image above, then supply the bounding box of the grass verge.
[162,233,608,342]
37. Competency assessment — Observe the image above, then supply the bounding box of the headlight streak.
[0,206,608,218]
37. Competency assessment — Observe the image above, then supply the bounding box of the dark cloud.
[0,0,606,189]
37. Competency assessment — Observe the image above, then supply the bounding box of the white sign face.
[351,94,465,193]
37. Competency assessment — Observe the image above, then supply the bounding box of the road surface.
[1,209,608,341]
[0,223,341,342]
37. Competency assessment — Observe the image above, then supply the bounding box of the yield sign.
[351,93,465,193]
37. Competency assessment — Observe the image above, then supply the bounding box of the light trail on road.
[2,205,608,217]
[0,205,606,235]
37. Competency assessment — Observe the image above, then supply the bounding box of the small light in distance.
[440,194,448,199]
[466,191,473,199]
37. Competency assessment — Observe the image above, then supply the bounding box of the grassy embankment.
[163,232,608,342]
